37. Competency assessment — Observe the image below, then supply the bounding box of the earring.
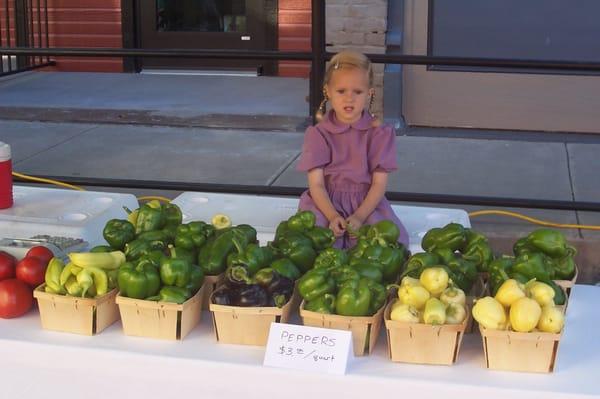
[368,94,375,117]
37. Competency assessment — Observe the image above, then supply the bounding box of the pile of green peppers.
[401,223,484,293]
[117,244,205,304]
[297,220,409,317]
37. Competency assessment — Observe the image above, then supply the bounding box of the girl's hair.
[315,51,378,124]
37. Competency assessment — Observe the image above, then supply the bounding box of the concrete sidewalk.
[0,71,599,283]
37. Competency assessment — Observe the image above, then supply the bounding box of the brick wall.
[325,0,388,116]
[278,0,311,77]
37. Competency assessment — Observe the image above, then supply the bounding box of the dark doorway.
[134,0,278,74]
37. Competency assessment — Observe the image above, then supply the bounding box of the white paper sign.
[263,322,353,375]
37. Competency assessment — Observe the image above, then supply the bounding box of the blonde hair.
[315,51,378,124]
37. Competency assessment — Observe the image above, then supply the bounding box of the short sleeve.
[368,125,398,173]
[296,126,331,171]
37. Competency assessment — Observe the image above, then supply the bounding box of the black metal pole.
[310,0,326,123]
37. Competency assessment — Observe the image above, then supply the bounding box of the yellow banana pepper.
[510,297,542,332]
[440,286,466,306]
[398,284,430,310]
[525,281,555,307]
[445,302,467,324]
[419,267,449,297]
[537,305,564,333]
[472,296,506,330]
[423,297,447,325]
[495,279,525,308]
[390,301,420,323]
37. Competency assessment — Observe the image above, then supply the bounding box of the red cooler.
[0,142,13,209]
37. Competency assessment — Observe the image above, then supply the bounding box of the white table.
[1,285,598,399]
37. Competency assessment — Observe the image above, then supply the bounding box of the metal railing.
[0,0,53,77]
[1,0,600,213]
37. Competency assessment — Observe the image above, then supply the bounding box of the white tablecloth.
[1,285,599,399]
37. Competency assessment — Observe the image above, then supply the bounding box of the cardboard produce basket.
[384,298,469,365]
[210,293,296,346]
[33,285,120,335]
[201,273,223,310]
[299,300,385,356]
[480,325,562,373]
[116,283,205,340]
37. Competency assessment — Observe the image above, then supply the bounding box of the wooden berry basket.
[384,298,469,365]
[116,283,205,340]
[34,285,120,336]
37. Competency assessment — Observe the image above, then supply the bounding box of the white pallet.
[172,192,470,254]
[0,186,139,246]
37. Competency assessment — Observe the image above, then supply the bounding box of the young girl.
[297,50,409,249]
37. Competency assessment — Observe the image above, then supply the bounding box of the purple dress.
[297,110,409,249]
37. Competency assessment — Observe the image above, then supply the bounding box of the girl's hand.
[329,215,347,237]
[346,215,364,237]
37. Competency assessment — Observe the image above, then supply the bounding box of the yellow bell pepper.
[537,305,564,333]
[510,297,542,332]
[390,301,420,323]
[419,267,449,297]
[423,297,447,325]
[472,296,506,330]
[440,286,466,306]
[525,281,555,307]
[400,276,421,287]
[495,279,525,308]
[445,302,467,324]
[398,283,430,310]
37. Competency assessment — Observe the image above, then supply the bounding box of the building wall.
[278,0,311,77]
[325,0,388,117]
[46,0,123,72]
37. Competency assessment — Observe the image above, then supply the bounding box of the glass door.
[138,0,276,74]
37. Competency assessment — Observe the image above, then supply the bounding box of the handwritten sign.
[263,322,352,375]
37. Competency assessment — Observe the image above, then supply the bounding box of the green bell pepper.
[314,248,349,270]
[117,260,161,299]
[359,244,407,283]
[547,280,566,305]
[147,286,191,304]
[304,293,336,314]
[350,260,384,283]
[135,200,165,234]
[461,228,488,250]
[298,268,335,301]
[198,227,249,275]
[175,221,215,251]
[335,278,371,316]
[331,266,361,287]
[270,258,301,280]
[421,223,467,252]
[304,226,335,251]
[462,240,494,272]
[513,237,534,256]
[103,219,136,250]
[124,238,166,261]
[287,211,316,233]
[276,232,317,273]
[185,265,205,295]
[136,229,172,244]
[364,278,386,315]
[159,254,191,288]
[446,255,478,284]
[365,220,400,246]
[163,203,183,228]
[90,245,113,253]
[554,253,576,280]
[526,229,574,258]
[235,224,258,245]
[227,242,273,276]
[512,252,554,282]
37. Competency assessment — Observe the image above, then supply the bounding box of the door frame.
[402,0,600,133]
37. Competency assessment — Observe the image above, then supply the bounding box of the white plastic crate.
[172,192,470,254]
[0,186,139,247]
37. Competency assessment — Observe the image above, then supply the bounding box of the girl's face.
[325,67,373,125]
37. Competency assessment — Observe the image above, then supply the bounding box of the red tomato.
[26,246,54,264]
[0,279,33,318]
[16,256,47,287]
[0,251,17,281]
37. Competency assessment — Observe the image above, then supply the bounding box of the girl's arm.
[307,168,346,236]
[347,171,388,230]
